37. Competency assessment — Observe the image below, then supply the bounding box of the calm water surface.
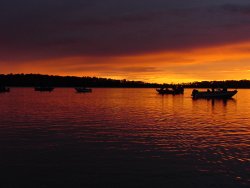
[0,88,249,187]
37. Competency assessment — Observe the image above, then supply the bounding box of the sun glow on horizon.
[1,41,250,84]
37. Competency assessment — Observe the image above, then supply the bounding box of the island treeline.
[0,74,160,88]
[0,74,250,88]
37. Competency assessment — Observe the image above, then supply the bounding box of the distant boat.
[75,87,92,93]
[156,86,184,95]
[34,87,54,92]
[192,88,237,99]
[0,86,10,93]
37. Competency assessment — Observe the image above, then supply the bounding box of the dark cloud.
[1,0,250,61]
[221,4,250,15]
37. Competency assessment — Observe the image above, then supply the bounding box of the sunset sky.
[1,0,250,83]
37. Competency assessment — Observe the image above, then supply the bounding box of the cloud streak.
[1,0,250,60]
[0,0,250,82]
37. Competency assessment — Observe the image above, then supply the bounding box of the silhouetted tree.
[0,74,161,88]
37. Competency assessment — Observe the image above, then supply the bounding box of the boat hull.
[0,88,10,93]
[192,90,237,99]
[75,88,92,93]
[156,89,184,95]
[34,87,54,92]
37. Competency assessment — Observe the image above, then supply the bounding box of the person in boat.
[176,85,184,93]
[159,87,164,91]
[160,86,170,91]
[192,89,198,96]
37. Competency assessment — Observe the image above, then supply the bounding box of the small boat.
[75,87,92,93]
[34,87,54,92]
[192,88,237,99]
[0,86,10,93]
[156,86,184,95]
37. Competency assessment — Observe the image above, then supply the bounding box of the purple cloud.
[1,0,250,61]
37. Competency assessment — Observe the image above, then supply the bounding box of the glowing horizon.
[1,41,250,84]
[1,1,250,83]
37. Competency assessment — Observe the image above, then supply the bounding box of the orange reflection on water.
[0,88,249,186]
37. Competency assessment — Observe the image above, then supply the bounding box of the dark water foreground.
[0,88,249,188]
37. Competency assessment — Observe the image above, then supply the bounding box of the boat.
[75,87,92,93]
[0,86,10,93]
[192,88,237,99]
[156,86,184,95]
[34,87,54,92]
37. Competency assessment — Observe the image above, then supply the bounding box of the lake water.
[0,88,249,187]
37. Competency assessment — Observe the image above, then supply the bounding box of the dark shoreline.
[1,74,250,88]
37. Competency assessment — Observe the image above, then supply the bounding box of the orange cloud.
[1,41,250,83]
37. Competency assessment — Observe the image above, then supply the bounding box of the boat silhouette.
[0,86,10,93]
[156,86,184,95]
[34,87,54,92]
[75,87,92,93]
[192,88,237,99]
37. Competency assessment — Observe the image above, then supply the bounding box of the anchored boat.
[75,87,92,93]
[0,86,10,93]
[192,88,237,99]
[34,87,54,92]
[156,86,184,95]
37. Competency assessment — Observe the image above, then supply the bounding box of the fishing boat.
[156,86,184,95]
[75,87,92,93]
[192,88,237,99]
[34,87,54,92]
[0,86,10,93]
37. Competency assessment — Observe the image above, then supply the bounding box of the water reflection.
[0,88,249,187]
[192,97,236,106]
[191,96,238,113]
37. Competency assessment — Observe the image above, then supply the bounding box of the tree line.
[0,74,249,88]
[0,74,160,88]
